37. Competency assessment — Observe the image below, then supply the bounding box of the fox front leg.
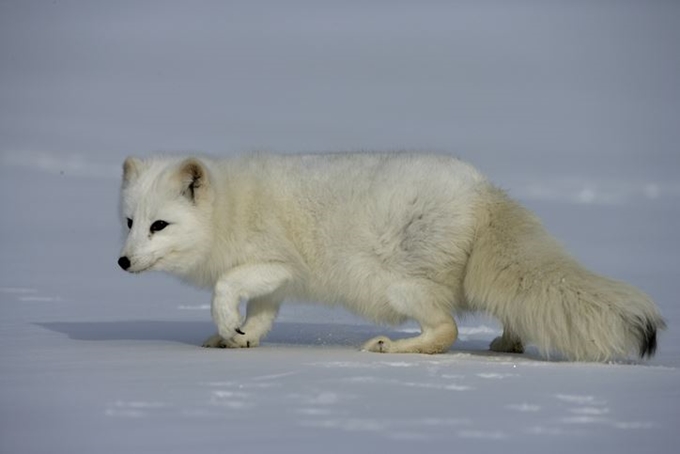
[209,264,292,342]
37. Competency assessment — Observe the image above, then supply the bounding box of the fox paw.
[490,335,524,354]
[222,335,259,348]
[201,333,259,349]
[361,336,393,353]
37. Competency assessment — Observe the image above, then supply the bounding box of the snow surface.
[1,2,679,453]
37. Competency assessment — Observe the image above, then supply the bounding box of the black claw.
[246,341,251,348]
[235,328,246,335]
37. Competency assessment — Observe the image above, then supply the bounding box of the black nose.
[118,256,131,270]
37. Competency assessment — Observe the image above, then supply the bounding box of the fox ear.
[122,157,143,184]
[178,158,208,203]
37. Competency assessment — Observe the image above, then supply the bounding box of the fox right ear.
[122,157,143,184]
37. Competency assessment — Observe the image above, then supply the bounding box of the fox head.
[118,156,214,276]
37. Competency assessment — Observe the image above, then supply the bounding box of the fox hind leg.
[362,280,458,354]
[362,320,458,354]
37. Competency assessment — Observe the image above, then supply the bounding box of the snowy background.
[1,1,679,453]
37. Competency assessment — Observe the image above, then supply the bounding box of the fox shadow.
[36,319,538,359]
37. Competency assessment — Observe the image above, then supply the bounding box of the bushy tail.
[463,188,665,361]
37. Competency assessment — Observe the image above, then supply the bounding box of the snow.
[1,1,679,453]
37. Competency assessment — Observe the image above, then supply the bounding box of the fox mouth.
[133,260,160,273]
[125,257,161,274]
[129,266,150,274]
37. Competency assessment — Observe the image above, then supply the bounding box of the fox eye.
[150,220,169,233]
[126,218,133,229]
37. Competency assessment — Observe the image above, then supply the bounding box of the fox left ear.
[178,158,208,203]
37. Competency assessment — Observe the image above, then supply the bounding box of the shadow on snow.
[35,320,531,359]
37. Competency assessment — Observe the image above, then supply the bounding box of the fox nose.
[118,256,131,271]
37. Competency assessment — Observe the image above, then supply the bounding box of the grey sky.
[1,1,679,181]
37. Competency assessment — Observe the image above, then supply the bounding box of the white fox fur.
[118,152,664,361]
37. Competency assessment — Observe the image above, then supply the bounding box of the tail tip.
[639,318,665,359]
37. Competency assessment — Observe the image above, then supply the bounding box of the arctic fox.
[118,152,664,361]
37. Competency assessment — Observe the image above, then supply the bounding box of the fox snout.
[118,256,131,271]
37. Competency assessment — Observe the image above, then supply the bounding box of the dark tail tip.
[639,318,665,359]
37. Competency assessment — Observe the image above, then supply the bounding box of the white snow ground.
[1,2,679,453]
